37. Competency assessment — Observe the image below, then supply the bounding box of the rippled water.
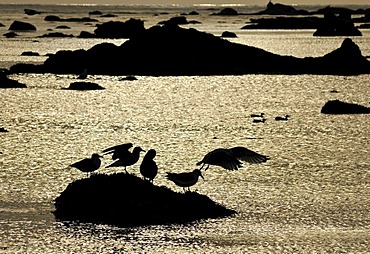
[1,4,370,253]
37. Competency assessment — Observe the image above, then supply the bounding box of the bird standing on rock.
[166,169,204,192]
[196,146,269,171]
[70,153,102,176]
[140,149,158,182]
[102,142,133,160]
[105,146,145,173]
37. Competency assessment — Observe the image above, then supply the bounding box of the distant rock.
[44,15,98,23]
[55,25,71,29]
[78,31,96,38]
[212,7,238,16]
[21,51,40,56]
[257,1,309,15]
[321,99,370,114]
[120,75,137,81]
[3,32,18,38]
[9,25,370,76]
[94,19,146,39]
[24,9,41,15]
[89,10,103,15]
[63,81,104,90]
[39,32,74,38]
[314,8,362,36]
[0,23,5,27]
[221,31,237,38]
[158,16,189,25]
[0,73,27,88]
[9,20,36,31]
[242,17,320,30]
[54,173,236,227]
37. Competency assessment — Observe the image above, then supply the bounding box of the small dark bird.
[196,146,270,171]
[105,146,145,173]
[250,113,264,118]
[253,118,266,123]
[102,143,133,160]
[140,149,158,182]
[275,115,289,121]
[70,153,102,176]
[166,169,204,192]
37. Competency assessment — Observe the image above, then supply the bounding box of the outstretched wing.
[229,146,270,164]
[102,143,133,160]
[198,148,242,170]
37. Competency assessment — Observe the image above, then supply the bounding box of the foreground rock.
[0,73,27,88]
[9,20,36,31]
[9,25,370,76]
[321,100,370,114]
[54,173,236,227]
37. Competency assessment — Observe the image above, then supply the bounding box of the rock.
[89,10,103,15]
[120,75,137,81]
[321,99,370,114]
[9,25,370,76]
[94,19,146,39]
[0,73,27,88]
[242,17,321,30]
[78,31,96,38]
[54,173,236,227]
[314,9,362,36]
[0,23,5,27]
[221,31,237,38]
[21,51,40,56]
[44,15,98,23]
[158,16,189,25]
[55,25,71,29]
[39,32,74,38]
[212,8,238,16]
[0,127,8,132]
[9,20,36,31]
[257,1,309,15]
[44,15,61,21]
[24,9,41,15]
[63,81,104,90]
[3,32,18,38]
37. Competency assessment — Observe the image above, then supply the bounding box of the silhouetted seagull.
[250,112,264,118]
[197,146,270,171]
[105,146,145,173]
[275,115,289,121]
[253,118,266,123]
[140,149,158,182]
[70,153,102,176]
[166,169,204,192]
[102,142,133,160]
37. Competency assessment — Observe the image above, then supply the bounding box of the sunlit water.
[0,4,369,253]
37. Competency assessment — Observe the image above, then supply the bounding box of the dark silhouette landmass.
[9,24,370,76]
[63,81,105,90]
[0,72,27,88]
[321,100,370,114]
[54,173,236,227]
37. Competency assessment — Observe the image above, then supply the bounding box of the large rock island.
[10,24,370,76]
[54,173,236,227]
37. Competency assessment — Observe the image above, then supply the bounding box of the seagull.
[105,146,145,173]
[196,146,270,171]
[253,118,266,123]
[140,149,158,182]
[250,112,264,118]
[102,142,133,160]
[166,169,204,192]
[70,153,102,176]
[275,115,289,121]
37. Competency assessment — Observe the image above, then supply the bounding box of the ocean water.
[0,4,369,253]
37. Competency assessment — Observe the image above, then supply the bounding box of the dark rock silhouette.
[221,31,237,38]
[242,17,320,30]
[257,1,309,15]
[314,8,362,36]
[63,81,104,90]
[9,21,36,31]
[39,32,74,38]
[24,9,41,15]
[89,10,103,15]
[212,8,238,16]
[21,51,40,56]
[0,73,27,88]
[55,25,71,29]
[44,15,98,23]
[94,19,145,39]
[0,127,9,132]
[4,32,18,38]
[8,25,370,76]
[54,173,236,227]
[321,100,370,114]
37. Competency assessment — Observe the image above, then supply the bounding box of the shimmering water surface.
[0,4,369,253]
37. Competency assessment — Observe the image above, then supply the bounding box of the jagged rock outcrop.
[257,1,309,15]
[9,25,370,76]
[54,173,236,227]
[321,100,370,114]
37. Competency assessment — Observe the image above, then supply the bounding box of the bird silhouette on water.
[197,146,270,171]
[105,146,145,173]
[70,153,102,176]
[166,169,204,192]
[275,115,289,121]
[140,149,158,182]
[250,112,264,118]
